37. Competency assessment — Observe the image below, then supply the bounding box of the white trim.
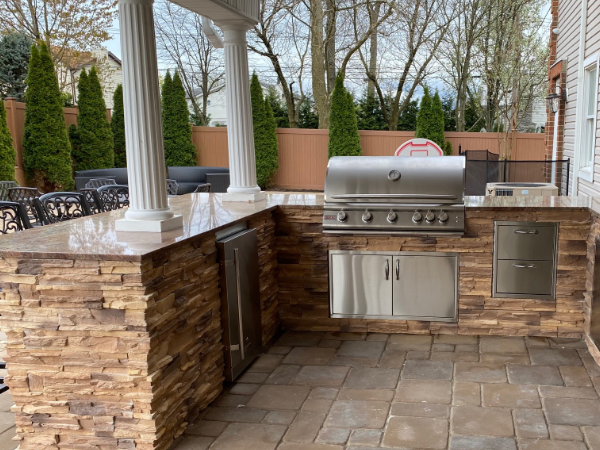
[572,0,589,195]
[577,52,599,183]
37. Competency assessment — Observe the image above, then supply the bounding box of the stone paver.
[451,406,514,437]
[401,359,453,380]
[383,416,448,449]
[168,333,600,450]
[211,423,286,450]
[449,436,517,450]
[324,400,389,429]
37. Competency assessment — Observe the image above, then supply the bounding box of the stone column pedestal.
[219,22,265,202]
[115,0,183,232]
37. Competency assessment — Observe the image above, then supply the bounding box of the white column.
[219,22,265,202]
[115,0,182,232]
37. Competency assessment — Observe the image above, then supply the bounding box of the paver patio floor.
[177,332,600,450]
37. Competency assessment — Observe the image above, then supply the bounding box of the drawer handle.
[514,230,538,234]
[513,263,536,269]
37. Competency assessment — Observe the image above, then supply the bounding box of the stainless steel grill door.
[330,252,393,317]
[392,254,457,319]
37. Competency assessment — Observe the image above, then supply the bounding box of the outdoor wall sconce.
[546,86,564,114]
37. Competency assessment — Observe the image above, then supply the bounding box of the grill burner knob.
[412,211,423,223]
[387,211,398,223]
[438,211,449,223]
[425,211,436,223]
[362,211,373,223]
[337,211,348,222]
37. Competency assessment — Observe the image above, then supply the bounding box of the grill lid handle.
[330,194,458,200]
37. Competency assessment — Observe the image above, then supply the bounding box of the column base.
[222,191,267,203]
[115,215,183,233]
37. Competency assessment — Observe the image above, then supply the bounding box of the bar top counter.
[0,193,597,261]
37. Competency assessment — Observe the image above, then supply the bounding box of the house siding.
[558,0,600,196]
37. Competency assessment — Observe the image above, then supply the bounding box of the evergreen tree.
[416,88,452,155]
[23,42,73,191]
[0,99,16,180]
[397,100,419,131]
[162,71,197,166]
[266,86,289,128]
[328,74,362,158]
[112,84,126,167]
[250,72,279,188]
[72,67,114,171]
[442,95,456,131]
[0,32,32,100]
[356,92,387,130]
[298,96,319,129]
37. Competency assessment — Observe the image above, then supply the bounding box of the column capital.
[217,20,254,34]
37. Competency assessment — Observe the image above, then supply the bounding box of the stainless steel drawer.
[494,260,554,297]
[495,223,557,261]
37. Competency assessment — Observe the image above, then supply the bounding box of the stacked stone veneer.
[585,210,600,364]
[0,210,279,450]
[276,207,591,338]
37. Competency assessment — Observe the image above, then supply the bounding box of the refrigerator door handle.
[234,248,245,360]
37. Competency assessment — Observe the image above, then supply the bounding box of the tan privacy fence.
[6,100,545,190]
[194,127,546,190]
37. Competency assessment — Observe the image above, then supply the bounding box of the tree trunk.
[325,0,336,95]
[367,3,381,98]
[310,0,329,128]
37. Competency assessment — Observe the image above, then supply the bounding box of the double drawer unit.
[492,221,558,299]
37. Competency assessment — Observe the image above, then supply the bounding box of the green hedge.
[23,42,73,191]
[328,74,362,158]
[0,99,16,181]
[112,84,126,168]
[251,72,278,189]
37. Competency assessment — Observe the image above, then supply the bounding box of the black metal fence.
[462,150,570,196]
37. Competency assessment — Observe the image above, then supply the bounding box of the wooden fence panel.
[5,100,546,191]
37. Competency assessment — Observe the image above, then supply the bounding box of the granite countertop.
[0,193,594,261]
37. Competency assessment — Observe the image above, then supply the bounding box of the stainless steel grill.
[323,156,466,235]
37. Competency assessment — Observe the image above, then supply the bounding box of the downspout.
[202,17,224,49]
[572,0,589,196]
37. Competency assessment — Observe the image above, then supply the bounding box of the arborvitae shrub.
[328,74,362,158]
[112,84,126,167]
[0,99,16,181]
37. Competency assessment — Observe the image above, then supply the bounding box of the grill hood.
[324,156,465,205]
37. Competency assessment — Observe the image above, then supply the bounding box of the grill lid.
[324,156,465,204]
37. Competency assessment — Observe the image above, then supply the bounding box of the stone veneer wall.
[276,207,591,337]
[0,210,278,450]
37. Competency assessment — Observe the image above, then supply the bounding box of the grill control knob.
[438,211,449,223]
[425,211,436,223]
[412,211,423,223]
[362,210,373,223]
[337,211,348,222]
[387,211,398,223]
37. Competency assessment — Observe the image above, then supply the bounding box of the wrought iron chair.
[166,179,179,196]
[80,188,104,214]
[193,183,211,193]
[8,187,44,225]
[0,181,18,201]
[94,185,129,212]
[0,201,31,233]
[33,192,91,225]
[84,178,117,189]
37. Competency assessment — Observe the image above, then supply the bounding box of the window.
[579,55,599,180]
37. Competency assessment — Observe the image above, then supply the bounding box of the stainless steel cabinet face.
[493,221,558,300]
[393,254,457,320]
[330,253,393,316]
[218,229,262,381]
[329,251,457,321]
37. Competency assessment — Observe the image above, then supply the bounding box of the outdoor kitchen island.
[0,192,599,450]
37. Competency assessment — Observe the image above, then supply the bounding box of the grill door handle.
[234,248,245,360]
[395,259,400,280]
[385,260,390,280]
[514,230,538,234]
[513,263,536,269]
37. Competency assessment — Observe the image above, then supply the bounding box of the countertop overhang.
[0,193,595,261]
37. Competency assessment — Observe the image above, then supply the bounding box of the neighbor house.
[546,0,600,196]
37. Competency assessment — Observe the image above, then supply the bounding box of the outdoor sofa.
[74,167,230,194]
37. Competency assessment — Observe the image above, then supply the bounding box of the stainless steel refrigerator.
[217,228,262,381]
